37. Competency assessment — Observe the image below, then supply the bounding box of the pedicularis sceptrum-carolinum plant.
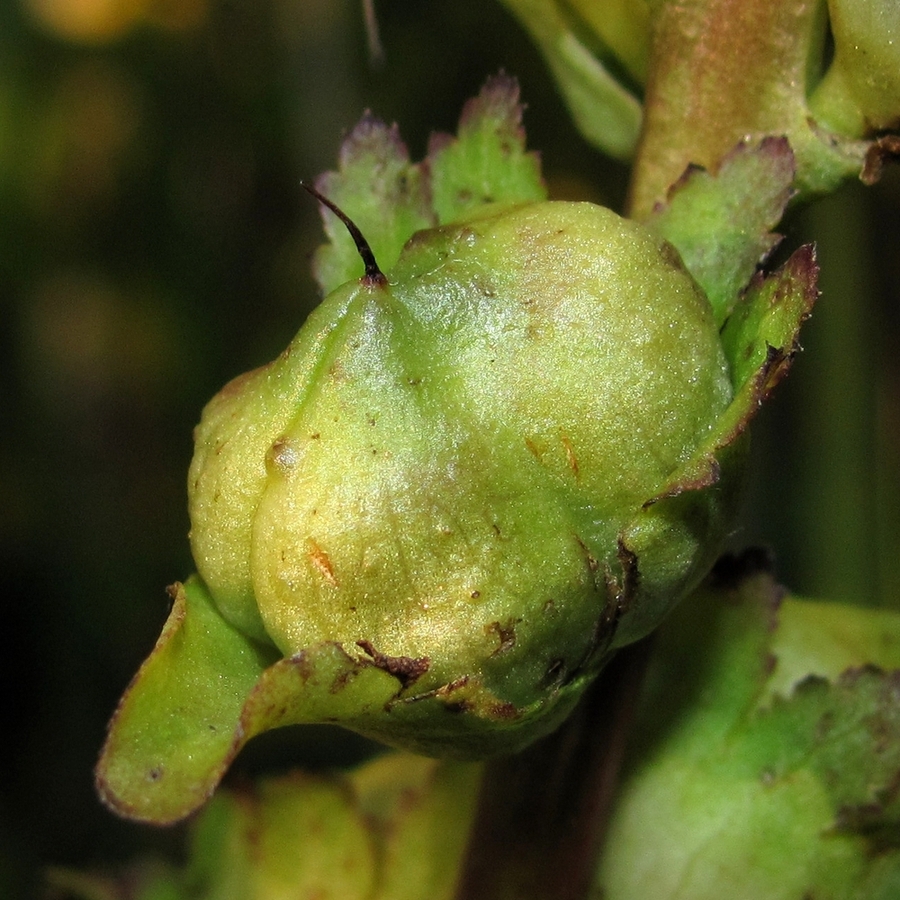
[95,78,815,826]
[77,0,900,897]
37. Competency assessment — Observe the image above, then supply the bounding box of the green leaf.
[744,668,900,834]
[428,74,545,223]
[623,552,783,761]
[311,74,546,296]
[720,243,818,391]
[95,575,400,824]
[496,0,643,160]
[95,577,278,825]
[768,599,900,700]
[597,553,900,900]
[647,137,796,327]
[642,246,817,534]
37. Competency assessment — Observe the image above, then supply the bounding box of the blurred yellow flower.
[23,0,206,42]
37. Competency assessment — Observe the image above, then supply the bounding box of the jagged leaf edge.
[312,74,546,296]
[645,243,818,507]
[647,137,797,327]
[426,72,546,223]
[743,666,900,837]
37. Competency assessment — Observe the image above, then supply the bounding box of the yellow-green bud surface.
[96,86,817,825]
[189,201,731,712]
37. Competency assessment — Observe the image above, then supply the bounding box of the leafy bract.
[622,142,817,543]
[720,244,817,392]
[95,577,278,825]
[647,137,796,327]
[629,242,817,607]
[95,575,581,824]
[427,77,545,222]
[312,74,545,295]
[95,577,398,824]
[597,553,900,900]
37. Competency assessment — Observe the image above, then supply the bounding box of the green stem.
[628,0,825,218]
[453,640,653,900]
[496,0,643,161]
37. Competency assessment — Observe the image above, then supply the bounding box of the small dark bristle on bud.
[301,181,386,286]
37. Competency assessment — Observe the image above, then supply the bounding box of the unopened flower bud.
[96,114,815,825]
[187,199,736,753]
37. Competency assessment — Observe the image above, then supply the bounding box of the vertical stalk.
[628,0,824,219]
[453,641,652,900]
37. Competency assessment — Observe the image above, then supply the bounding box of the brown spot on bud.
[269,437,298,474]
[308,540,339,587]
[485,618,521,656]
[561,433,579,477]
[356,640,430,689]
[488,701,520,720]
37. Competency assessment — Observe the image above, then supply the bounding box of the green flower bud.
[187,198,736,751]
[181,755,479,900]
[96,96,816,824]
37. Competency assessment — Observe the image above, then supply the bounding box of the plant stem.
[453,640,653,900]
[627,0,825,219]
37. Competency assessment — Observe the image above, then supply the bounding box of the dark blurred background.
[1,1,897,896]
